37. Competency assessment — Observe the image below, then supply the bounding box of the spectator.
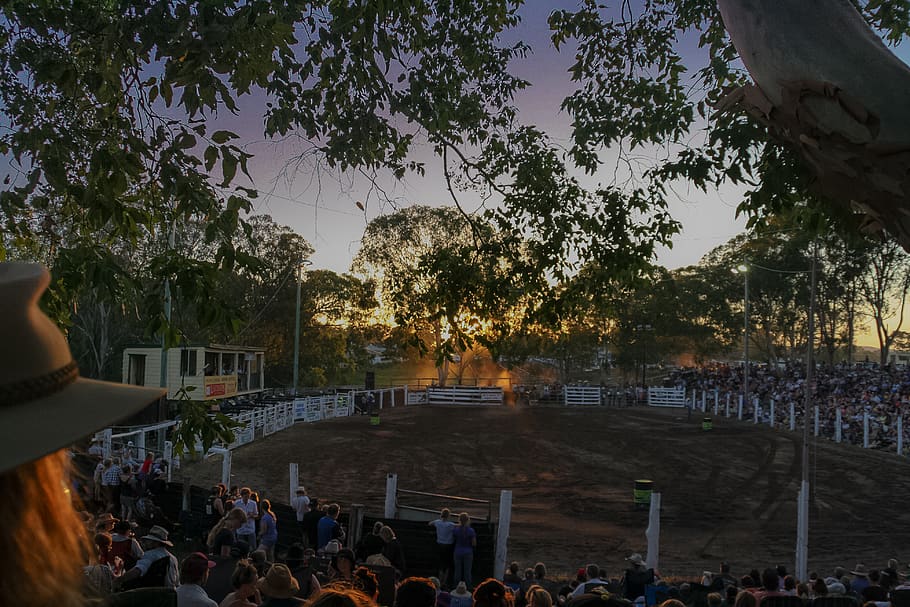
[208,508,249,557]
[526,585,553,607]
[235,487,259,548]
[380,524,407,578]
[451,582,475,607]
[285,544,322,600]
[309,587,375,607]
[176,552,217,607]
[84,532,117,596]
[118,525,180,589]
[258,498,279,561]
[453,513,477,588]
[331,548,357,583]
[302,499,323,549]
[504,562,523,592]
[473,579,512,607]
[354,566,381,602]
[291,486,311,528]
[251,549,273,578]
[733,591,757,607]
[621,553,656,600]
[221,559,261,607]
[572,564,609,598]
[258,563,304,607]
[206,541,252,604]
[397,577,439,607]
[357,521,386,562]
[430,509,457,586]
[110,519,144,572]
[318,503,345,550]
[206,485,227,528]
[851,564,871,596]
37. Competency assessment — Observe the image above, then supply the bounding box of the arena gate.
[379,473,512,580]
[563,385,602,406]
[425,385,504,405]
[647,387,687,407]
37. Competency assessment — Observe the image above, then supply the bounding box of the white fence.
[647,387,687,407]
[426,385,504,405]
[684,388,910,457]
[564,385,602,406]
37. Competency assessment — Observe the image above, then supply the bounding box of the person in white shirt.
[236,487,259,548]
[429,508,457,586]
[290,486,310,523]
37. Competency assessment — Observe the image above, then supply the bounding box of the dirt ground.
[184,404,910,579]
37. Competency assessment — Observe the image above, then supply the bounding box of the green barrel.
[634,479,653,507]
[370,415,381,426]
[703,417,713,431]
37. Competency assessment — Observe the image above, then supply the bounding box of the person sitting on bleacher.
[620,553,656,601]
[570,565,609,599]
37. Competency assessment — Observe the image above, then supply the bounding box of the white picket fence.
[647,387,687,407]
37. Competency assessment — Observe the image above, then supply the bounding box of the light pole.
[734,262,750,415]
[292,259,312,396]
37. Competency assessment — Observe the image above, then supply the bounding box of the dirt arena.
[184,405,910,577]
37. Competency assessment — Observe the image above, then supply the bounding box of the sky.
[220,2,749,276]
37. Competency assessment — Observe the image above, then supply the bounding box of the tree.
[857,238,910,365]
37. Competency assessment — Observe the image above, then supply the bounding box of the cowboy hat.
[258,563,300,599]
[851,564,869,576]
[141,525,174,547]
[0,262,165,473]
[627,553,645,566]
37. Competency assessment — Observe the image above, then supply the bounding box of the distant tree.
[857,239,910,366]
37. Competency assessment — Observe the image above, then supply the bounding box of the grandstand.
[183,404,910,577]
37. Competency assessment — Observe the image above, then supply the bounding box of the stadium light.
[732,262,750,417]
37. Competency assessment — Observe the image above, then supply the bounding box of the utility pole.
[292,262,302,396]
[797,241,818,580]
[159,219,176,392]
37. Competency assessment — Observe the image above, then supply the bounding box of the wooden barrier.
[426,386,503,405]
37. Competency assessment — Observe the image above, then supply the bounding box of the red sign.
[205,383,226,397]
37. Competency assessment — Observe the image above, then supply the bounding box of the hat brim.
[2,378,165,473]
[141,536,174,547]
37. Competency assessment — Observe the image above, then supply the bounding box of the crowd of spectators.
[666,362,910,452]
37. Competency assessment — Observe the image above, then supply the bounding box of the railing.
[426,385,504,405]
[682,388,910,456]
[564,385,603,406]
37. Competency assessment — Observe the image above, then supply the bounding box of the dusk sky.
[209,4,910,281]
[214,2,749,275]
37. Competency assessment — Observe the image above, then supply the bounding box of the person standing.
[118,525,180,589]
[258,499,279,561]
[429,508,456,587]
[452,512,476,589]
[235,487,259,548]
[317,503,344,550]
[290,486,310,540]
[301,499,323,549]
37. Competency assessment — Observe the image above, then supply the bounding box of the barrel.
[703,417,713,431]
[634,479,653,507]
[370,415,381,426]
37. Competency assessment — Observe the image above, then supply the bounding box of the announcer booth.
[121,343,266,401]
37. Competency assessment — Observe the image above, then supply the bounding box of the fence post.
[789,402,795,431]
[494,490,513,580]
[379,390,385,411]
[753,400,759,424]
[863,411,870,448]
[164,440,173,482]
[769,399,775,428]
[221,448,232,487]
[384,473,398,519]
[726,393,730,418]
[899,415,904,456]
[349,503,365,550]
[814,406,819,437]
[738,395,743,420]
[701,391,706,413]
[835,408,842,443]
[102,428,112,459]
[403,385,407,407]
[714,390,719,415]
[289,463,299,502]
